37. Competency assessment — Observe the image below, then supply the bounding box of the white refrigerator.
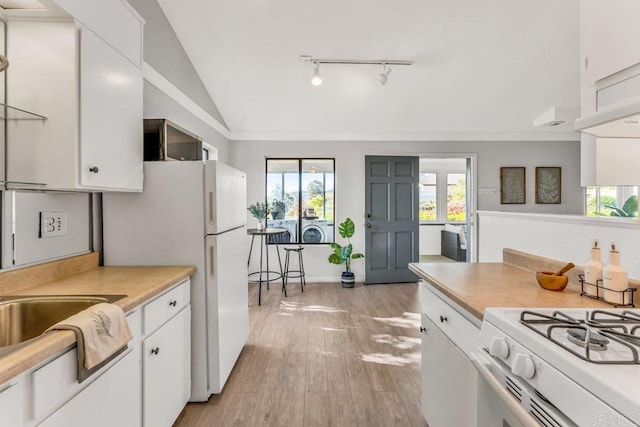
[102,160,248,401]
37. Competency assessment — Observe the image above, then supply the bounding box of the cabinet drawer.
[143,280,190,335]
[421,283,480,357]
[32,311,141,421]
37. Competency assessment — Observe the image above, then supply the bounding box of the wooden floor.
[174,281,427,427]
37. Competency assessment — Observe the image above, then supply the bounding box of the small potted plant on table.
[328,217,364,288]
[248,201,271,231]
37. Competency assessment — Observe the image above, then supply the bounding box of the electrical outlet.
[40,211,67,238]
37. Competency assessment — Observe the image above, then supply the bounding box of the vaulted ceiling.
[157,0,580,141]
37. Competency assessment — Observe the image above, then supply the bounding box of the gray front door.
[364,156,419,284]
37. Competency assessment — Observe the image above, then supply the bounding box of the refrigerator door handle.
[208,191,215,225]
[209,244,215,279]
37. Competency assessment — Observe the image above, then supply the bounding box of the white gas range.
[475,307,640,427]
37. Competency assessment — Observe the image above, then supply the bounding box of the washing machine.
[267,219,297,243]
[301,219,329,243]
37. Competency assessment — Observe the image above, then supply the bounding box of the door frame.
[417,153,478,262]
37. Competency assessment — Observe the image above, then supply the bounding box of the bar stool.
[283,246,305,293]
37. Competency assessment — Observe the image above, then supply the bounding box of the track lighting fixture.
[378,63,392,85]
[311,62,322,86]
[300,56,412,86]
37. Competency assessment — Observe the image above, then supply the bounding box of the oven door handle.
[470,351,541,427]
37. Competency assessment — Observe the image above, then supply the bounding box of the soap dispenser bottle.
[584,239,603,297]
[603,243,628,305]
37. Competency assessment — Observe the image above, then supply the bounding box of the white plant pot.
[256,220,265,231]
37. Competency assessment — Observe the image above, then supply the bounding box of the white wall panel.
[478,210,640,279]
[9,192,90,268]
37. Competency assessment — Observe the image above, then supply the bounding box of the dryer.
[301,219,329,243]
[267,219,297,243]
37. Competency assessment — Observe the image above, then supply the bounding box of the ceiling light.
[301,56,413,86]
[378,63,392,85]
[311,62,322,86]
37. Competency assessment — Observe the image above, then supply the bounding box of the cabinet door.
[582,0,640,83]
[78,26,143,191]
[39,347,141,427]
[421,314,476,427]
[0,383,22,426]
[143,306,191,427]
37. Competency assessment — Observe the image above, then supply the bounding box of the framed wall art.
[500,167,526,204]
[535,167,561,204]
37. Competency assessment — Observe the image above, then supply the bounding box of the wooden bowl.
[536,271,569,292]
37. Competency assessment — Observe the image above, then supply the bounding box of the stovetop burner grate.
[520,310,640,364]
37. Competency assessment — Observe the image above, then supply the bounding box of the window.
[447,173,466,222]
[419,173,437,221]
[586,186,638,217]
[419,168,467,224]
[266,159,335,244]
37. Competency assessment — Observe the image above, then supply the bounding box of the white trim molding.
[142,62,231,139]
[477,210,640,229]
[230,130,580,142]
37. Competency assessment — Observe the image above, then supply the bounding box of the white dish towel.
[46,302,133,382]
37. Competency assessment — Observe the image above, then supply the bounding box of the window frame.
[585,185,638,218]
[265,157,336,245]
[420,170,467,224]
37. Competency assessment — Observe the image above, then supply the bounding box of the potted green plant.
[328,217,364,288]
[247,201,271,231]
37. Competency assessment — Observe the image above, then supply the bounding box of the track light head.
[378,63,392,85]
[311,62,322,86]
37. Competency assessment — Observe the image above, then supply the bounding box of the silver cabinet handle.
[365,223,372,228]
[210,245,215,279]
[208,191,214,224]
[151,347,160,355]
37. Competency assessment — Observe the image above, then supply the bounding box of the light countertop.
[409,261,612,320]
[0,253,195,385]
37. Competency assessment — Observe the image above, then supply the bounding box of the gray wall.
[144,83,230,162]
[129,0,231,162]
[128,0,226,126]
[230,139,582,281]
[9,192,91,268]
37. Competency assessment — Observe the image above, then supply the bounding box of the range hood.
[575,70,640,137]
[575,95,640,137]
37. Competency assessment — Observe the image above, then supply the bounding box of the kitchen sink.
[0,294,126,357]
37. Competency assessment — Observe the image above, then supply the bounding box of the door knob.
[89,166,99,173]
[365,213,372,219]
[365,223,372,228]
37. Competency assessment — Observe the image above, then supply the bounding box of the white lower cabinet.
[0,278,192,427]
[39,347,141,427]
[0,382,22,426]
[421,314,477,427]
[143,306,191,427]
[420,283,479,427]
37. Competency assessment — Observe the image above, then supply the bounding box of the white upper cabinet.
[580,0,640,114]
[78,26,143,190]
[5,1,143,192]
[581,0,640,84]
[51,0,143,66]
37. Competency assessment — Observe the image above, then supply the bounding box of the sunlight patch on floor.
[322,327,347,332]
[371,312,421,329]
[279,301,346,313]
[370,334,420,350]
[361,351,421,366]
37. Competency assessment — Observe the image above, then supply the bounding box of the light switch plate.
[39,211,67,238]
